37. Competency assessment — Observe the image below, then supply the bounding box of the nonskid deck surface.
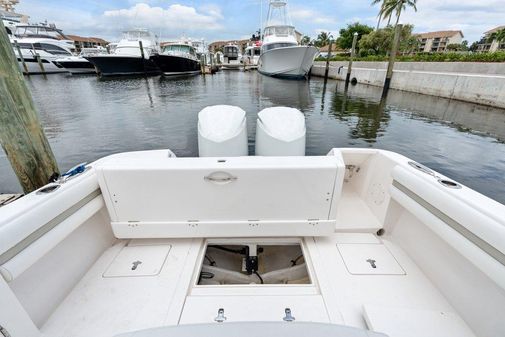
[41,233,474,337]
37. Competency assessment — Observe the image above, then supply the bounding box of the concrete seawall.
[311,61,505,109]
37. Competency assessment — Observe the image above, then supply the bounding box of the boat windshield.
[14,25,69,40]
[123,30,153,41]
[263,26,295,38]
[262,42,297,52]
[224,46,238,57]
[163,44,196,56]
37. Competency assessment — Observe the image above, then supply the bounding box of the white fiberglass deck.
[40,233,474,337]
[2,148,504,337]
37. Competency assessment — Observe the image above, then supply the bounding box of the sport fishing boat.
[5,22,75,74]
[258,0,319,79]
[150,42,201,77]
[221,44,242,70]
[85,29,161,77]
[0,106,504,337]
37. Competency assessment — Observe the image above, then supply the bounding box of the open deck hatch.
[197,241,311,285]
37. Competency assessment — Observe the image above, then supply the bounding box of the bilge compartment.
[197,240,311,285]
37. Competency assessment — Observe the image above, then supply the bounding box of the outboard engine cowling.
[198,105,248,157]
[255,107,306,156]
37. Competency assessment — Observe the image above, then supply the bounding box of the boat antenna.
[260,0,263,39]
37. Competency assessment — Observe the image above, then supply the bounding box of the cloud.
[16,1,225,41]
[290,7,336,25]
[398,0,505,41]
[104,3,223,31]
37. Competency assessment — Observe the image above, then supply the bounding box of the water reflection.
[330,82,390,143]
[259,75,313,109]
[334,81,505,142]
[0,71,504,205]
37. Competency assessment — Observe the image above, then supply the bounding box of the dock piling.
[201,54,206,75]
[139,41,147,75]
[139,40,145,59]
[31,44,46,74]
[382,24,402,99]
[345,32,358,89]
[14,40,28,74]
[0,20,59,193]
[324,39,333,80]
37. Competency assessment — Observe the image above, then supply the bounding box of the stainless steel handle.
[204,172,237,184]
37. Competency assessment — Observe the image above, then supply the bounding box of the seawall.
[311,61,505,109]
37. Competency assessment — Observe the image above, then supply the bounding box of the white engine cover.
[198,105,248,157]
[255,107,306,156]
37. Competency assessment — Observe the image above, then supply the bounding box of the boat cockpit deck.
[1,148,504,337]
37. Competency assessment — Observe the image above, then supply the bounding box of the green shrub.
[315,51,505,63]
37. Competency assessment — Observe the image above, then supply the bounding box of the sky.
[15,0,505,43]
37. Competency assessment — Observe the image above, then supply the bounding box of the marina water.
[1,71,504,205]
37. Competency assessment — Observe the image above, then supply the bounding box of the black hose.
[254,271,264,284]
[205,255,216,266]
[291,255,304,266]
[198,271,215,283]
[208,245,247,255]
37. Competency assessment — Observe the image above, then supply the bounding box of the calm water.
[1,71,505,205]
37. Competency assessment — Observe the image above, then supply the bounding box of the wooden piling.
[324,39,333,80]
[345,32,358,89]
[0,20,59,193]
[382,24,402,99]
[139,40,145,59]
[14,40,28,74]
[31,44,46,74]
[200,55,206,75]
[139,40,147,75]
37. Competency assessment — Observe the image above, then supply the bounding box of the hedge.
[316,52,505,63]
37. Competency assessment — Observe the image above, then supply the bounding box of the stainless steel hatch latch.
[215,308,227,323]
[283,308,295,322]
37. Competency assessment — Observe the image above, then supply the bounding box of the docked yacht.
[85,29,161,77]
[6,23,75,74]
[54,48,107,74]
[241,43,261,68]
[258,0,319,79]
[150,42,201,77]
[221,44,242,70]
[0,105,504,337]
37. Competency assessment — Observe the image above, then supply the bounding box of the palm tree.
[315,32,331,48]
[379,0,417,27]
[487,28,505,46]
[301,35,311,46]
[371,0,385,30]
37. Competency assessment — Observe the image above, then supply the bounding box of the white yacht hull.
[54,56,96,74]
[258,45,318,79]
[221,61,242,70]
[16,57,67,74]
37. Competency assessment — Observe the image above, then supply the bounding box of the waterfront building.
[209,31,302,54]
[67,35,108,52]
[415,30,464,52]
[209,39,250,54]
[0,8,27,22]
[477,26,505,52]
[318,44,345,58]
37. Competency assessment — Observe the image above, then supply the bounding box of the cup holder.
[437,179,462,189]
[408,161,434,176]
[36,184,61,194]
